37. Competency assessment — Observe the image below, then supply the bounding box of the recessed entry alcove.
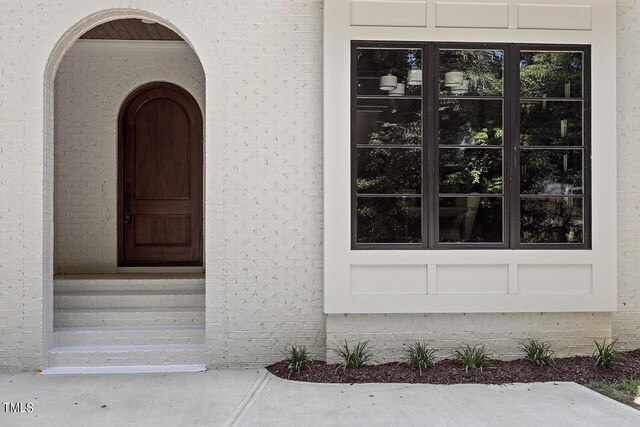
[49,18,206,373]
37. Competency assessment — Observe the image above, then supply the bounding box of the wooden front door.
[118,82,203,266]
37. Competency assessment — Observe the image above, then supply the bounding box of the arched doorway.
[118,82,203,266]
[45,16,207,372]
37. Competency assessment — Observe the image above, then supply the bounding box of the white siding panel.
[350,1,427,27]
[436,2,509,29]
[436,265,509,295]
[351,265,428,294]
[517,5,592,30]
[518,264,593,295]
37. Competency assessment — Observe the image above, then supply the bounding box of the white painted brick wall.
[54,44,206,273]
[326,313,612,363]
[614,4,640,350]
[0,0,325,371]
[0,0,639,371]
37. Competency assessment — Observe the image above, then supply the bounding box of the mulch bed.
[266,349,640,385]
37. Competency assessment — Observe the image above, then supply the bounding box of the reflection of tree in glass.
[439,149,502,194]
[366,101,421,146]
[358,99,422,195]
[357,197,422,243]
[439,49,503,96]
[521,150,582,195]
[521,198,583,243]
[520,51,583,98]
[357,148,421,194]
[520,102,582,146]
[439,100,503,146]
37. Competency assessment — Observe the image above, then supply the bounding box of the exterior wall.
[0,0,638,371]
[614,3,640,350]
[0,1,324,371]
[54,41,205,274]
[326,313,612,362]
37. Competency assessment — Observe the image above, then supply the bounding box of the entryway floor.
[1,369,638,426]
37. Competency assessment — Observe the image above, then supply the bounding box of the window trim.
[351,41,592,250]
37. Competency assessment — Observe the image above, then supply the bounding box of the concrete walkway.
[1,369,639,426]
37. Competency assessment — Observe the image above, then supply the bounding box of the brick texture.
[614,4,640,349]
[326,313,612,363]
[54,45,206,273]
[0,0,638,371]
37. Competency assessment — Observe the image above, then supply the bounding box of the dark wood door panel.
[133,98,191,200]
[133,215,192,246]
[118,82,203,266]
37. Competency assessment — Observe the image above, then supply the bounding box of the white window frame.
[323,0,617,314]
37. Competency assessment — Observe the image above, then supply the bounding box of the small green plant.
[334,340,374,368]
[453,344,492,372]
[403,341,436,375]
[283,345,312,373]
[593,339,618,369]
[520,339,555,367]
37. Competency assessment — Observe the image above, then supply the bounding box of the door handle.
[123,183,132,225]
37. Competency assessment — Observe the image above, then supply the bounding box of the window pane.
[357,48,423,96]
[439,49,504,97]
[439,148,503,194]
[521,149,583,195]
[357,148,422,195]
[356,98,422,146]
[520,101,582,146]
[357,197,422,243]
[520,51,583,98]
[439,100,503,146]
[521,197,583,244]
[439,197,503,243]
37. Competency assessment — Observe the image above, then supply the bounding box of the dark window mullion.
[428,43,440,249]
[510,44,521,249]
[426,42,437,249]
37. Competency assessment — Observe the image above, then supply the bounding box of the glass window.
[519,49,586,245]
[351,43,590,249]
[355,47,424,244]
[438,48,505,244]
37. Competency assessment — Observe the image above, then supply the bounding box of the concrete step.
[47,344,206,367]
[54,308,205,327]
[54,290,205,310]
[53,326,205,347]
[54,274,205,293]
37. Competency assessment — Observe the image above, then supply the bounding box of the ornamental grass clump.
[283,345,312,373]
[594,339,618,369]
[334,339,374,368]
[520,339,555,367]
[403,341,437,375]
[453,344,492,372]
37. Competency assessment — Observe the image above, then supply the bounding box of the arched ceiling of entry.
[80,18,182,40]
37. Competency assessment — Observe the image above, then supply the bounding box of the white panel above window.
[435,2,509,29]
[350,1,427,27]
[517,5,592,30]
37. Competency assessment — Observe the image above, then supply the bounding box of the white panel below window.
[436,264,509,295]
[435,2,509,29]
[517,5,592,30]
[350,1,427,27]
[518,264,593,295]
[351,265,428,294]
